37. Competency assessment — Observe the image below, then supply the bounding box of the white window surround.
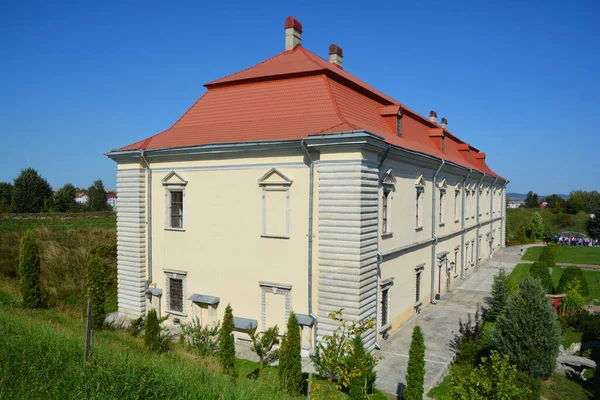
[439,189,446,226]
[259,281,292,332]
[164,269,188,317]
[415,175,425,230]
[258,168,292,239]
[379,277,394,331]
[381,169,396,236]
[454,188,460,223]
[162,171,188,231]
[415,264,425,307]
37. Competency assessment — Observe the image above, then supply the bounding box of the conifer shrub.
[144,309,161,352]
[279,312,302,395]
[181,317,220,357]
[538,245,556,266]
[528,261,554,294]
[405,325,425,400]
[485,268,509,322]
[556,266,589,296]
[87,255,106,330]
[19,230,42,308]
[492,276,561,379]
[218,304,236,375]
[346,334,376,400]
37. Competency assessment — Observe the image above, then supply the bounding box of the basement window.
[164,269,187,316]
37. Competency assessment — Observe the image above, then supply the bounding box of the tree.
[11,168,53,213]
[452,351,531,400]
[545,194,566,214]
[556,266,589,296]
[18,230,42,308]
[54,183,77,212]
[0,182,13,212]
[523,191,540,209]
[528,261,553,294]
[346,334,376,400]
[560,278,587,323]
[87,256,106,330]
[586,208,600,239]
[485,268,509,322]
[87,180,109,211]
[181,318,220,356]
[538,245,556,266]
[568,190,600,214]
[525,212,544,241]
[249,325,279,367]
[218,304,236,375]
[279,312,302,395]
[492,276,561,379]
[405,325,425,400]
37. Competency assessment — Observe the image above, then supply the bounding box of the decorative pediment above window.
[415,174,425,188]
[382,169,396,187]
[437,179,447,190]
[258,168,292,187]
[455,182,462,192]
[162,171,188,187]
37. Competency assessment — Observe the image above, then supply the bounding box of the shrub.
[405,326,425,400]
[560,278,587,325]
[279,312,302,395]
[515,371,542,400]
[556,266,589,296]
[218,304,236,375]
[452,351,530,400]
[485,268,509,322]
[586,207,600,239]
[19,230,42,308]
[492,276,561,379]
[87,256,106,330]
[181,317,220,356]
[144,309,160,352]
[345,334,376,399]
[538,245,556,266]
[311,309,375,389]
[451,310,485,365]
[249,324,279,366]
[129,315,144,337]
[528,261,554,294]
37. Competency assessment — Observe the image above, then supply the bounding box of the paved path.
[375,246,523,398]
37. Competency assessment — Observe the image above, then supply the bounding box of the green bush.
[181,317,220,357]
[279,312,302,395]
[452,351,530,400]
[218,304,236,375]
[556,266,589,296]
[538,245,556,266]
[451,310,485,366]
[492,276,561,379]
[87,256,106,330]
[249,324,279,366]
[485,268,509,322]
[144,309,161,352]
[528,261,554,294]
[345,334,376,399]
[18,230,42,308]
[129,315,144,337]
[405,325,425,400]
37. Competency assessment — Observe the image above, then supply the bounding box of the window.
[471,190,476,219]
[169,190,183,229]
[454,190,460,222]
[478,187,482,217]
[465,191,470,219]
[380,278,394,328]
[258,168,292,238]
[454,248,459,277]
[439,189,446,225]
[416,188,424,228]
[382,189,391,234]
[465,243,469,269]
[164,269,187,315]
[471,240,475,265]
[415,266,424,304]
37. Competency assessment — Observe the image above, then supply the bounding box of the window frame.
[416,187,424,229]
[379,278,394,330]
[439,188,446,226]
[454,189,460,223]
[258,168,293,239]
[166,189,184,230]
[164,269,188,317]
[414,264,425,306]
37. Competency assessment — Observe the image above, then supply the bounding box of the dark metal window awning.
[295,313,316,327]
[233,317,258,331]
[188,294,220,305]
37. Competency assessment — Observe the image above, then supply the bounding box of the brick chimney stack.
[429,110,437,123]
[285,16,302,50]
[329,44,343,68]
[441,117,447,129]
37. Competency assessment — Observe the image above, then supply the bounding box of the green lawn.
[523,246,600,265]
[506,264,531,289]
[561,327,583,348]
[540,374,596,400]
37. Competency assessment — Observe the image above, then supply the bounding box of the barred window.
[381,288,389,326]
[415,271,422,303]
[169,278,183,313]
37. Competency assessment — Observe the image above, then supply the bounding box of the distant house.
[540,201,548,209]
[106,193,117,209]
[508,200,524,209]
[75,193,88,204]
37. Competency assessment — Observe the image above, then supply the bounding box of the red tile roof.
[116,44,502,179]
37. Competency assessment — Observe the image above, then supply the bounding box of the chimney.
[441,117,447,129]
[429,110,437,123]
[329,44,343,68]
[285,16,302,50]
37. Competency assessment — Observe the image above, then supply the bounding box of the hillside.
[506,208,590,244]
[507,192,569,201]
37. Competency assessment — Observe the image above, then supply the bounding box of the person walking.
[520,245,524,256]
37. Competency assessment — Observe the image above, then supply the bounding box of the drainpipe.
[374,145,390,348]
[430,160,445,304]
[300,140,315,347]
[139,150,152,289]
[461,169,473,278]
[489,178,498,256]
[502,180,509,247]
[475,174,486,268]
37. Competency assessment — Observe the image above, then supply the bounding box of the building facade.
[107,17,507,352]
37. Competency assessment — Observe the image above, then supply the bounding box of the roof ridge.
[322,75,359,131]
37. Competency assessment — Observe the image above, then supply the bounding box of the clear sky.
[1,0,598,194]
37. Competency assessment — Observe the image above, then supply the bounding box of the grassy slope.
[0,212,116,233]
[506,208,589,243]
[523,246,600,265]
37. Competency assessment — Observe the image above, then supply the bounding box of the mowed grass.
[522,246,600,265]
[0,212,116,233]
[541,374,595,400]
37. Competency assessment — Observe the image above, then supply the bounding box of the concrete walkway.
[374,246,524,398]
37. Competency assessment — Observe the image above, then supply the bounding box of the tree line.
[0,168,112,213]
[521,190,600,215]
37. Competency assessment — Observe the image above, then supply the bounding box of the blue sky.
[1,0,598,194]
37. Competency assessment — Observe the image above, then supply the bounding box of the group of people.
[551,236,599,247]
